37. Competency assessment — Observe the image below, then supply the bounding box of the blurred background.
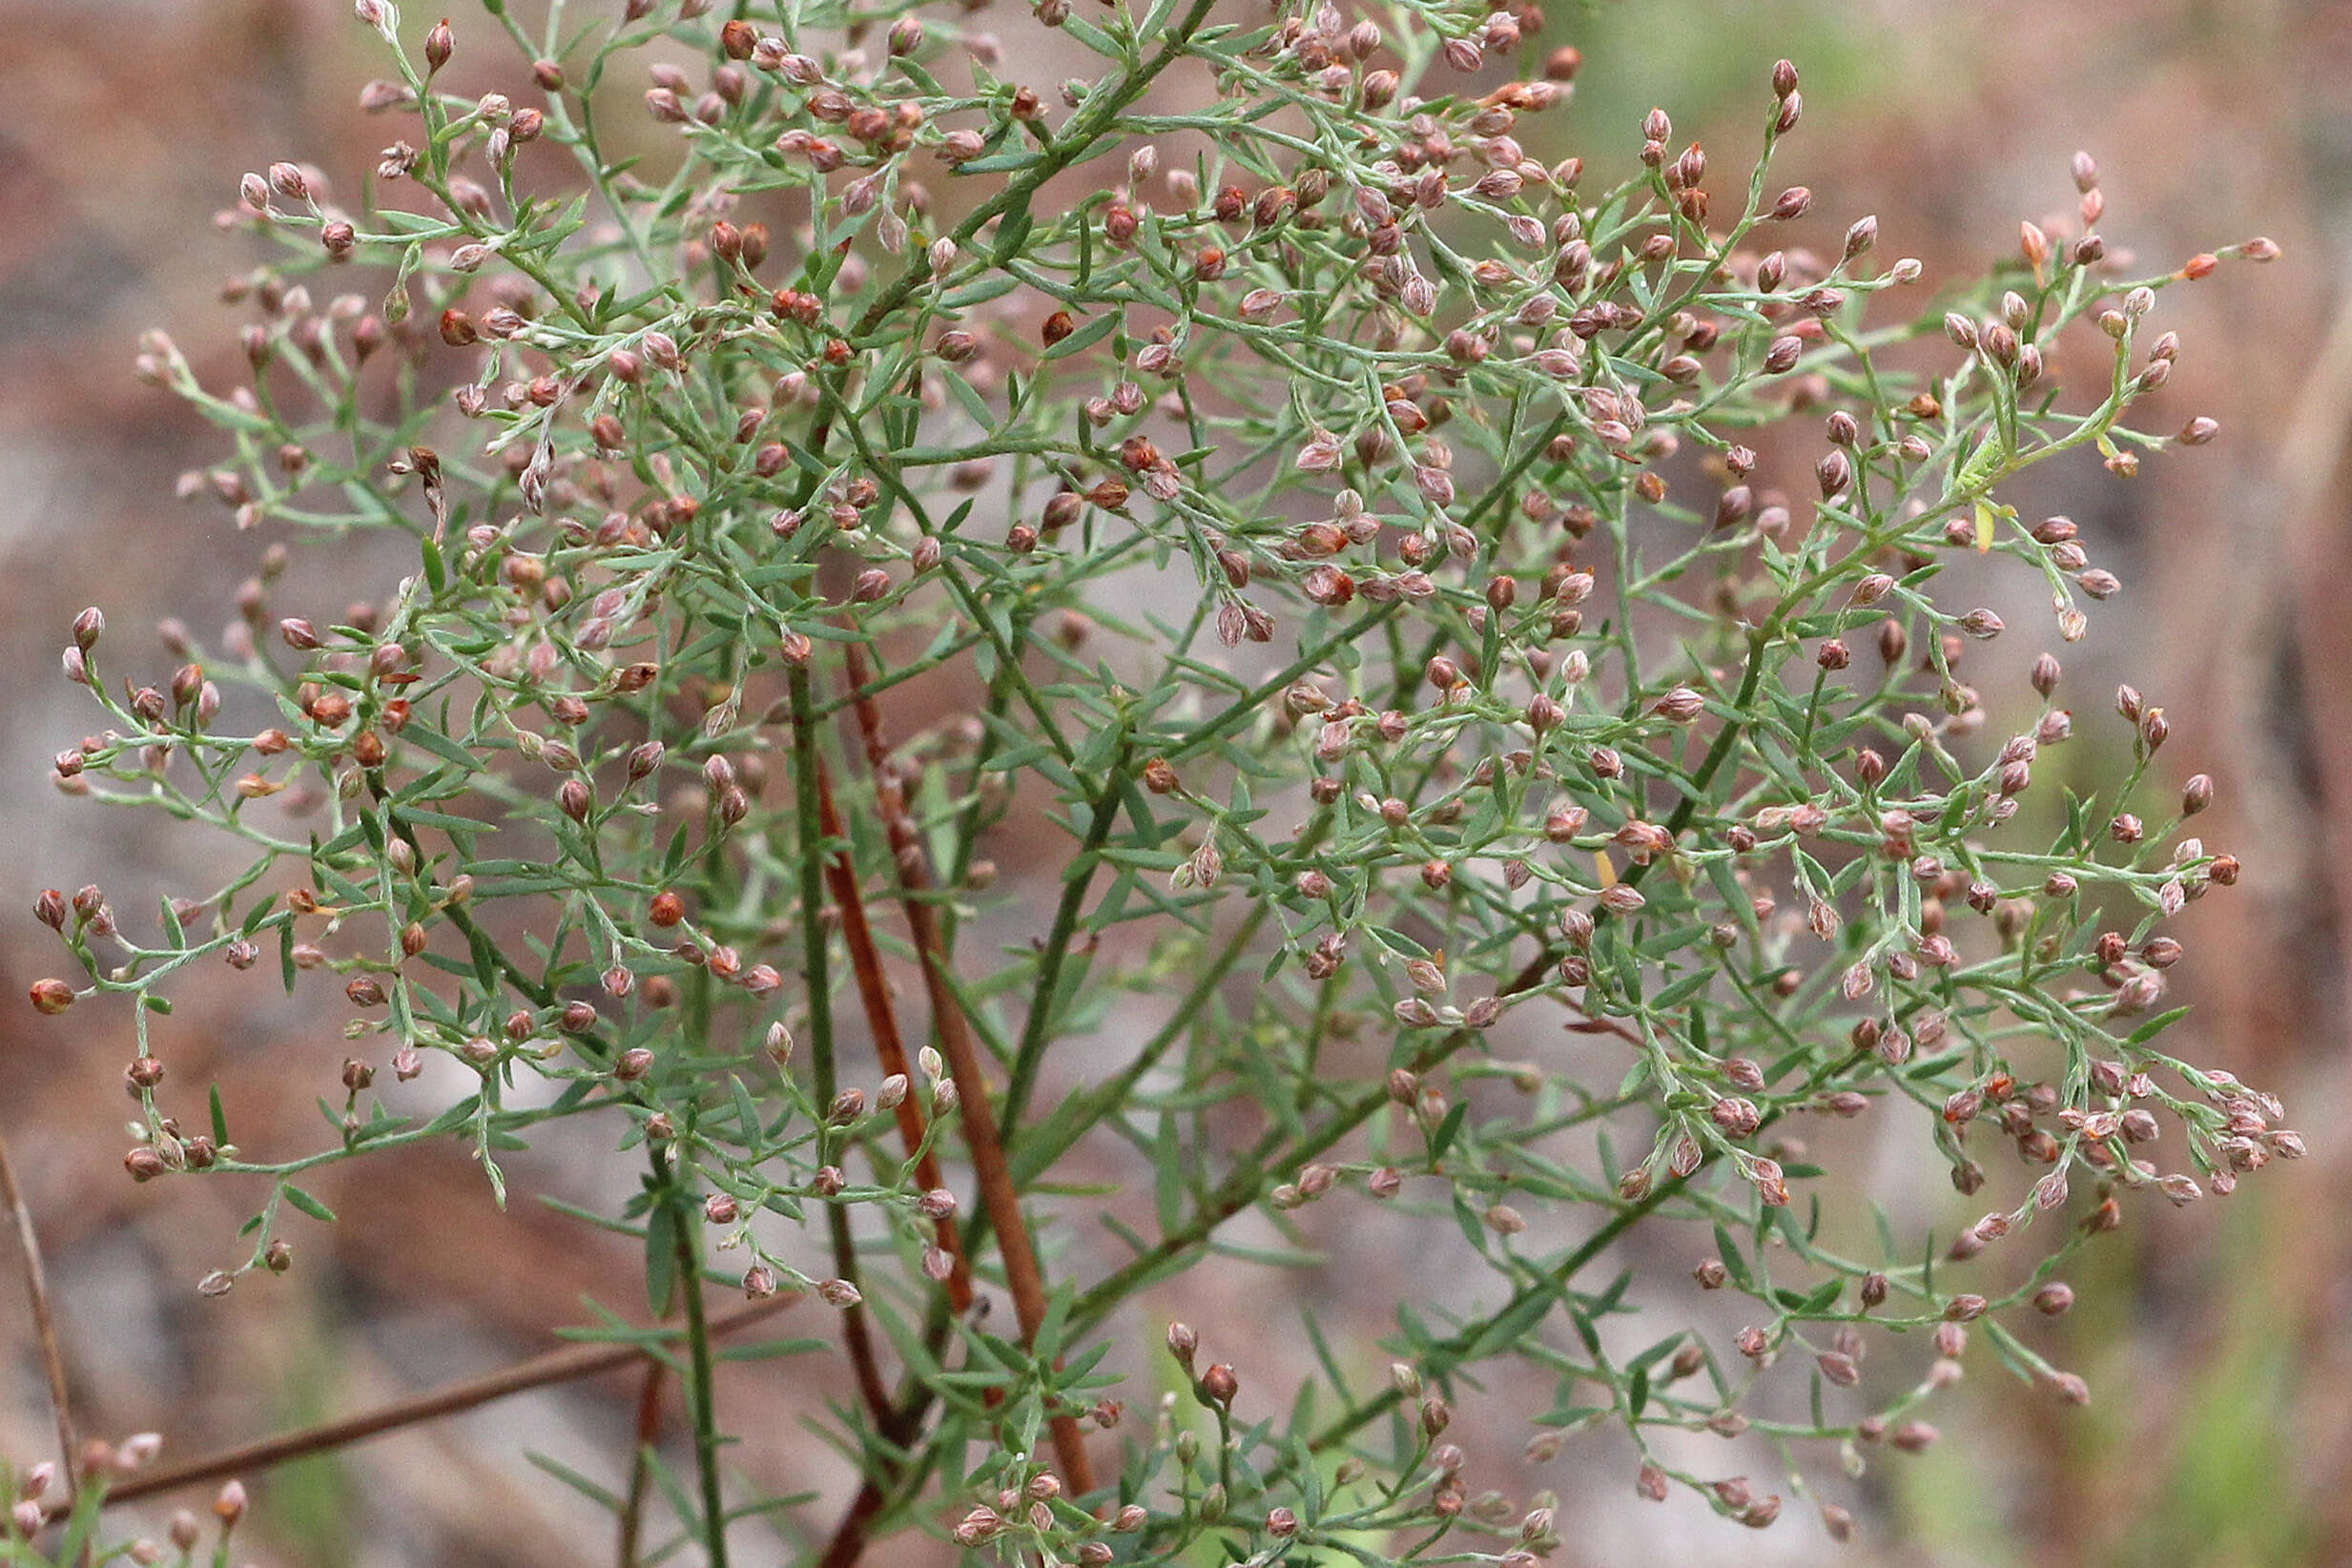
[1,0,2348,1563]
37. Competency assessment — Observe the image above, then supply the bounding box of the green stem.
[788,666,838,1103]
[1000,753,1128,1139]
[660,1153,730,1568]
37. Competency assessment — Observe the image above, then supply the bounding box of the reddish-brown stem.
[108,1297,795,1505]
[816,761,975,1313]
[813,1377,938,1568]
[826,1203,897,1430]
[618,1361,666,1568]
[835,646,1097,1496]
[817,1479,892,1568]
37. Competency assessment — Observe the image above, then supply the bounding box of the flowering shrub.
[29,0,2298,1557]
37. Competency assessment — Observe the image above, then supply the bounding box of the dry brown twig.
[109,1295,796,1505]
[0,1131,78,1482]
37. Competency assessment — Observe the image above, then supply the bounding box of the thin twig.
[837,645,1097,1496]
[618,1361,666,1568]
[0,1131,77,1479]
[785,663,902,1438]
[816,760,975,1312]
[813,1367,939,1568]
[789,668,897,1438]
[108,1296,795,1505]
[825,1203,896,1429]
